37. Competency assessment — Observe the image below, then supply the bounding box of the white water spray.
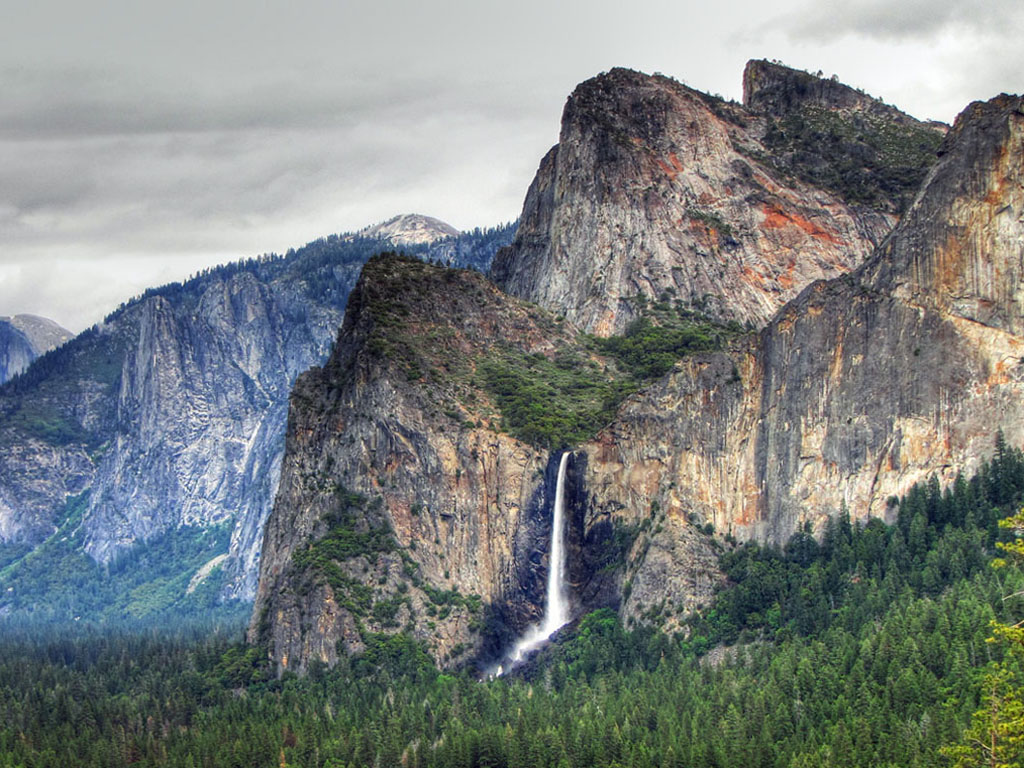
[494,452,571,673]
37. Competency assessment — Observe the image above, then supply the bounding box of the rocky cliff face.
[0,251,360,605]
[0,226,516,617]
[83,267,358,597]
[490,63,938,336]
[579,94,1024,615]
[251,256,566,670]
[743,59,947,215]
[0,315,72,384]
[253,77,1021,665]
[251,252,734,670]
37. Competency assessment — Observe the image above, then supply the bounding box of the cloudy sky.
[1,0,1020,331]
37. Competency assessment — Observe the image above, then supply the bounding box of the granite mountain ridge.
[251,63,1023,671]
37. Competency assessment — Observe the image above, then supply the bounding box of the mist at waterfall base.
[489,452,572,677]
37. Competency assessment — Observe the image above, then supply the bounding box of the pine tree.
[943,507,1024,767]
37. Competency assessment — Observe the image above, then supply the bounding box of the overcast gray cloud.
[783,0,1022,42]
[0,0,1020,331]
[771,0,1024,122]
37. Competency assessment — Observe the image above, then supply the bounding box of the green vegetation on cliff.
[479,307,737,448]
[481,300,739,448]
[588,294,742,379]
[479,347,635,449]
[292,488,397,571]
[758,104,943,212]
[289,486,398,619]
[356,255,741,450]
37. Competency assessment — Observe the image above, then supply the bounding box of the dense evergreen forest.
[3,440,1024,767]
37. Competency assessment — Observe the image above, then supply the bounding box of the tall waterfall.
[497,452,572,672]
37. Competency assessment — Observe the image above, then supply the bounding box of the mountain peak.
[742,59,943,129]
[355,214,460,246]
[1,314,73,352]
[491,62,905,336]
[0,314,72,384]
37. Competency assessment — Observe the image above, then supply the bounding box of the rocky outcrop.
[490,64,937,336]
[0,315,72,384]
[251,256,586,671]
[579,93,1024,599]
[742,59,935,128]
[742,60,947,215]
[0,227,516,615]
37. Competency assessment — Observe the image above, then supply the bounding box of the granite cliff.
[0,225,514,619]
[579,93,1024,628]
[0,246,361,609]
[249,255,646,671]
[491,62,942,336]
[254,74,1023,666]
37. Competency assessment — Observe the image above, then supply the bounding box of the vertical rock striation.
[0,255,360,601]
[579,94,1024,626]
[251,256,606,671]
[0,225,515,613]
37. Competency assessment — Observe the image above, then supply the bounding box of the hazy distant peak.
[0,314,72,356]
[0,314,73,384]
[356,214,460,246]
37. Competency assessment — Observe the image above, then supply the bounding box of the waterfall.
[493,452,571,674]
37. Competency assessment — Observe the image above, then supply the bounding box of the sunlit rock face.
[580,95,1024,627]
[491,63,943,336]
